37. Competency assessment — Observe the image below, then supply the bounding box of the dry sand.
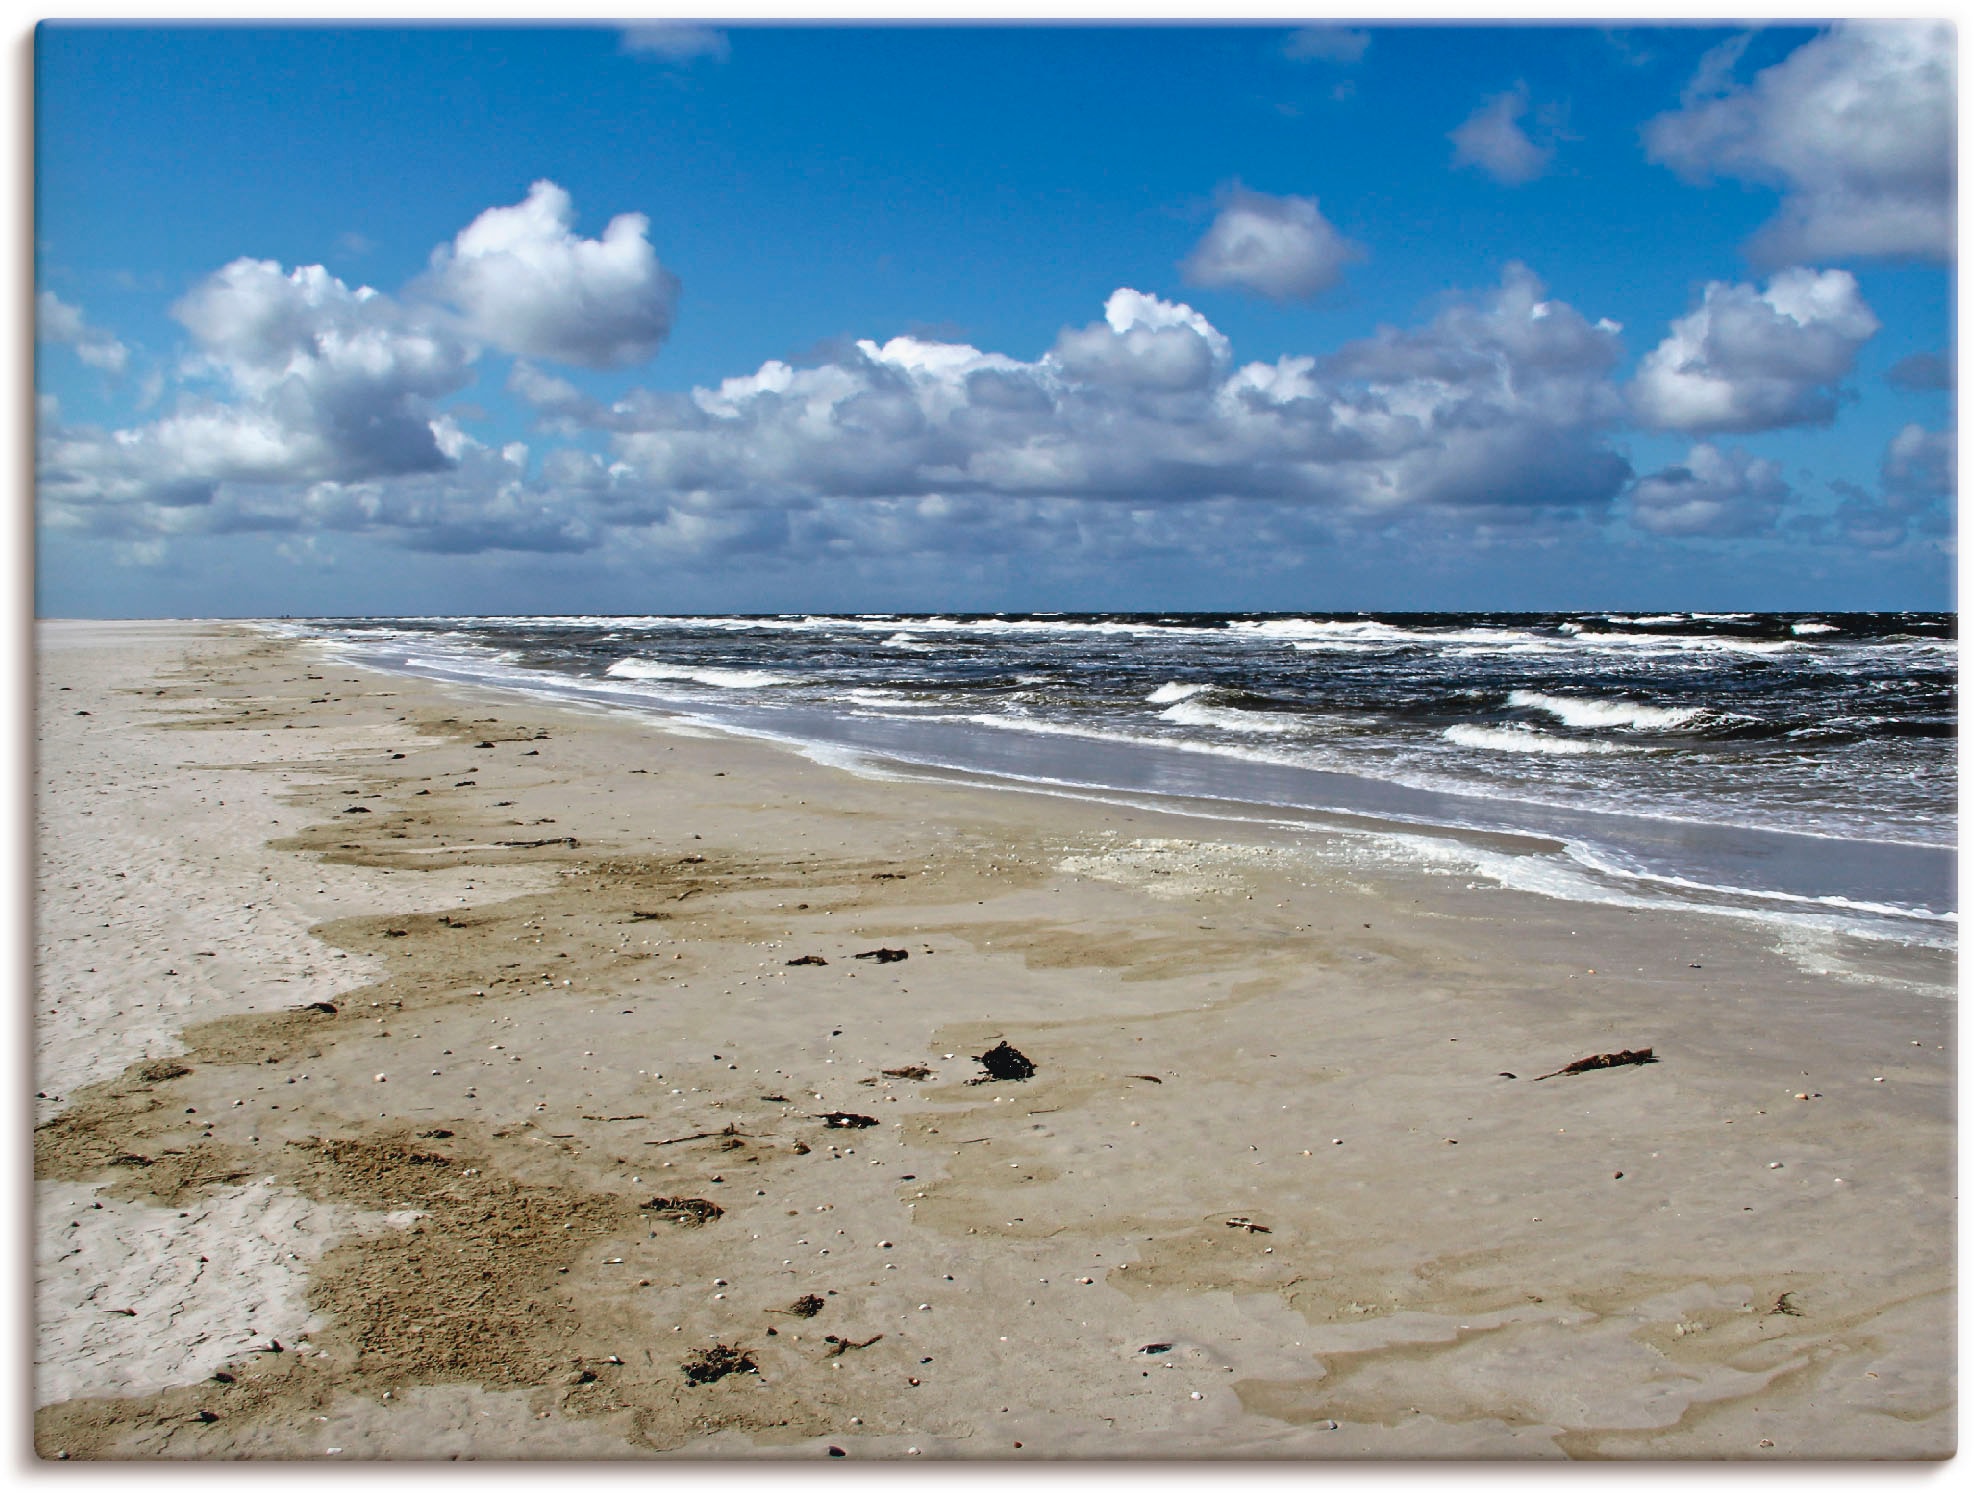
[31,621,1954,1460]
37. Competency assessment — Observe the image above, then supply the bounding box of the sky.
[31,19,1957,617]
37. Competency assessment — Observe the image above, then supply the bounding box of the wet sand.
[32,620,1954,1460]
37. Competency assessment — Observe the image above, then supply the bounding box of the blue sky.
[34,21,1954,616]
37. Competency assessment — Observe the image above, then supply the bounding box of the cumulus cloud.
[1627,267,1879,433]
[593,265,1629,528]
[37,291,129,374]
[42,200,1661,566]
[620,24,729,64]
[1886,350,1952,392]
[1645,22,1954,265]
[1450,85,1551,185]
[1180,186,1361,302]
[1880,423,1953,507]
[1821,424,1954,551]
[1049,287,1234,391]
[1627,443,1788,536]
[425,180,679,368]
[1283,26,1369,64]
[39,181,682,554]
[169,257,476,480]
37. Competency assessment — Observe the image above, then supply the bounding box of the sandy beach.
[31,620,1954,1460]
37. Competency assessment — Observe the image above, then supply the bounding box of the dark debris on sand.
[970,1040,1036,1083]
[681,1344,756,1384]
[1534,1047,1657,1081]
[639,1196,724,1225]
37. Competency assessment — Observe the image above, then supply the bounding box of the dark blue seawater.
[290,611,1956,945]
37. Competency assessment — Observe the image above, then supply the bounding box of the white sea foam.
[1604,613,1689,626]
[1567,631,1797,655]
[1443,724,1631,755]
[1240,618,1524,651]
[1791,621,1841,635]
[604,658,794,688]
[1561,843,1957,927]
[1507,690,1702,731]
[1146,681,1212,704]
[1234,618,1416,643]
[1371,832,1949,952]
[1159,700,1308,734]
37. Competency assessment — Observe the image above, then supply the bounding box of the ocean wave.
[1146,681,1212,704]
[1603,614,1690,626]
[1790,621,1841,635]
[1262,620,1545,652]
[1233,618,1418,644]
[1507,689,1703,732]
[604,658,795,688]
[1442,724,1632,755]
[1159,699,1309,734]
[1567,631,1798,655]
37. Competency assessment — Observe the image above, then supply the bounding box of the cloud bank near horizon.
[34,24,1954,585]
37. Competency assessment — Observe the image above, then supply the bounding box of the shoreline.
[33,620,1955,1459]
[310,629,1959,935]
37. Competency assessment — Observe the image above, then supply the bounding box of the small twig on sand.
[646,1123,745,1147]
[823,1333,882,1356]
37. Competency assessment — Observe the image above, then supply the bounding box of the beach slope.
[32,622,1953,1459]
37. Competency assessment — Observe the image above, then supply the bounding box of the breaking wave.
[604,659,795,688]
[1507,690,1702,732]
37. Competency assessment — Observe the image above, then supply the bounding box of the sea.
[288,611,1956,953]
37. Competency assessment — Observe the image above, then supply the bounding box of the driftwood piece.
[1533,1048,1658,1081]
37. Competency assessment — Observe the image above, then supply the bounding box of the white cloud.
[1886,350,1952,392]
[425,180,679,368]
[1450,85,1551,185]
[620,24,729,64]
[37,291,129,374]
[1180,186,1361,302]
[506,359,602,429]
[1627,443,1788,536]
[1627,267,1879,433]
[43,240,1644,564]
[599,266,1629,527]
[40,181,674,546]
[170,257,477,480]
[1645,22,1954,265]
[1880,423,1952,507]
[1283,27,1369,64]
[1049,287,1233,391]
[1818,422,1953,553]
